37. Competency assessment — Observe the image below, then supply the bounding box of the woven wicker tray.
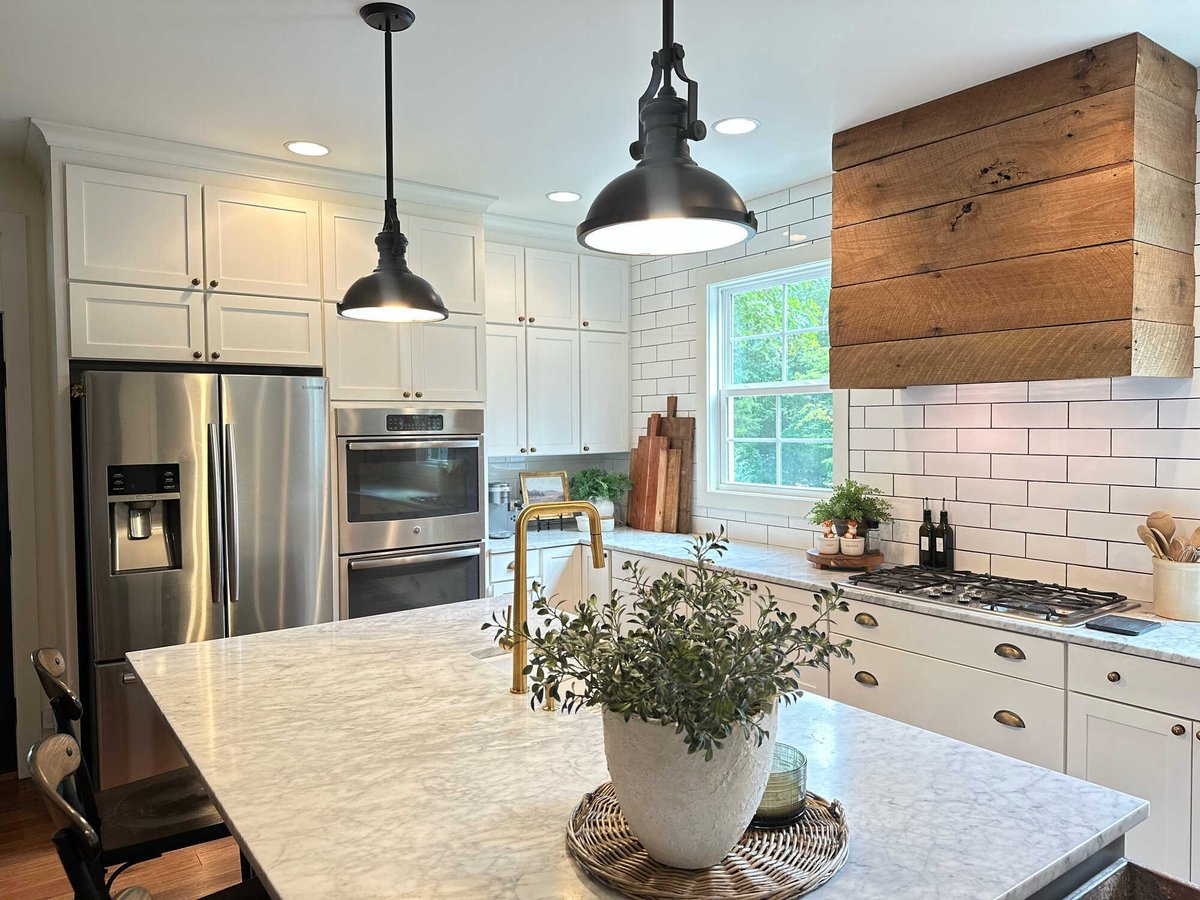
[565,782,849,899]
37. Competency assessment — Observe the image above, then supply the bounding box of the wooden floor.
[0,775,243,899]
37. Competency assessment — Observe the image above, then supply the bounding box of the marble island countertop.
[130,595,1146,900]
[488,527,1200,669]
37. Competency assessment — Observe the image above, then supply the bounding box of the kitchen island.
[129,594,1146,900]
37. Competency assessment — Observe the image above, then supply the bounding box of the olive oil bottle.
[919,498,934,568]
[934,498,955,570]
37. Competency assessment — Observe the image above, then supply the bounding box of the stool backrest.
[31,647,101,825]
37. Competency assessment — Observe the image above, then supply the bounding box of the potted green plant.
[568,468,634,532]
[808,478,893,537]
[484,530,850,869]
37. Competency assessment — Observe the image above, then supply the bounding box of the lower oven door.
[340,543,485,620]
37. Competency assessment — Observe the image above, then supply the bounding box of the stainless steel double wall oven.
[336,407,486,618]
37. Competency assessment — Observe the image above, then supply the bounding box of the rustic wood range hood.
[829,33,1197,389]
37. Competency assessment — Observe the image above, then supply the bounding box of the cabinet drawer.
[611,552,692,585]
[488,551,541,583]
[833,598,1065,687]
[1068,645,1200,719]
[832,640,1065,771]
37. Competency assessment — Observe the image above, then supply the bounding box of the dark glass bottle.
[919,498,934,568]
[934,501,955,570]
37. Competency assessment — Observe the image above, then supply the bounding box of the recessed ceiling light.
[285,141,330,157]
[546,190,581,203]
[713,117,760,135]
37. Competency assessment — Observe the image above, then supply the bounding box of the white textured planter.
[576,498,616,532]
[602,706,778,869]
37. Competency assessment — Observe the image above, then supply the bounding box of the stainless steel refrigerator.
[79,371,332,787]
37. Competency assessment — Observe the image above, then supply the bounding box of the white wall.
[628,82,1200,603]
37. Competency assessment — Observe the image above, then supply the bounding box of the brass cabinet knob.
[530,447,537,453]
[518,315,526,322]
[209,279,219,288]
[528,317,536,323]
[994,643,1026,661]
[506,561,515,572]
[582,320,589,327]
[1173,724,1186,736]
[994,710,1026,729]
[583,445,590,451]
[1107,671,1121,683]
[415,391,423,398]
[853,671,878,686]
[211,351,220,359]
[853,612,878,628]
[402,391,411,398]
[519,448,527,453]
[191,277,202,286]
[192,350,202,359]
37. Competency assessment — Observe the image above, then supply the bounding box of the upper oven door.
[337,436,485,554]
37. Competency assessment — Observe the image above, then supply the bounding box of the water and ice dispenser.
[107,463,182,573]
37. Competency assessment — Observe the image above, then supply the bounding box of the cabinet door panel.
[484,243,526,324]
[321,202,394,301]
[411,315,486,402]
[580,332,630,454]
[65,166,202,289]
[542,545,582,611]
[524,248,579,329]
[1067,692,1191,880]
[584,549,612,602]
[205,295,322,366]
[408,217,484,315]
[69,283,203,362]
[324,305,412,400]
[526,328,580,456]
[484,325,527,457]
[579,255,629,332]
[204,186,321,298]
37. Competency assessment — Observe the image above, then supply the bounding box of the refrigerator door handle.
[207,424,225,605]
[223,423,241,604]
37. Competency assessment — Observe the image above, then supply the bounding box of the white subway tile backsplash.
[1068,456,1157,486]
[1067,510,1146,543]
[1027,534,1107,568]
[925,404,990,428]
[991,504,1065,536]
[945,501,992,528]
[1029,482,1109,512]
[726,521,768,545]
[1066,565,1151,602]
[957,477,1027,505]
[849,428,894,451]
[925,452,990,478]
[1069,400,1158,429]
[990,455,1066,482]
[864,450,923,474]
[1111,429,1200,459]
[956,382,1028,403]
[1160,398,1200,428]
[766,526,812,549]
[1112,375,1199,401]
[765,199,814,230]
[992,402,1068,429]
[864,406,924,428]
[848,406,865,428]
[892,474,955,500]
[990,555,1067,584]
[956,429,1028,454]
[1157,458,1200,489]
[850,388,895,406]
[1029,429,1112,456]
[789,177,832,202]
[895,384,957,405]
[953,550,993,573]
[894,429,956,452]
[1106,541,1154,575]
[1112,485,1200,519]
[955,526,1026,557]
[1027,379,1110,402]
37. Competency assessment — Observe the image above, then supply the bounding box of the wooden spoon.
[1147,510,1176,541]
[1137,524,1165,559]
[1149,527,1173,559]
[1171,538,1187,561]
[1189,526,1200,549]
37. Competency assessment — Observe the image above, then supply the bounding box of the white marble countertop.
[488,527,1200,669]
[129,596,1146,900]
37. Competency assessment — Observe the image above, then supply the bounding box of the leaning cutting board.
[660,396,695,533]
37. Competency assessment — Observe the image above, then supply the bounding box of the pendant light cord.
[661,0,673,91]
[383,22,399,233]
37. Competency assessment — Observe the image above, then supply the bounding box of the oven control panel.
[386,414,444,432]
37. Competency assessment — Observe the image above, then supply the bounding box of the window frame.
[693,242,848,520]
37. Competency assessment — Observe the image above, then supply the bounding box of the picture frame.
[519,470,570,508]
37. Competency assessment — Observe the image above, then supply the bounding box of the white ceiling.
[1,0,1198,224]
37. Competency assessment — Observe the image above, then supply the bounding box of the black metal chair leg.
[240,851,254,882]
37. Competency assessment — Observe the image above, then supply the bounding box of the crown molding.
[484,212,639,262]
[29,119,497,214]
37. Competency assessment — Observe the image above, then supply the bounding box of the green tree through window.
[718,264,833,491]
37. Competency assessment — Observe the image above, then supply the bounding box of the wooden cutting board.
[660,396,696,533]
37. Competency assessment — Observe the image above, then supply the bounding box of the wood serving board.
[806,548,885,572]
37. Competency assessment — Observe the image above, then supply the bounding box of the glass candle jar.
[751,742,807,827]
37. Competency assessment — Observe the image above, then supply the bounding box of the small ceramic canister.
[840,536,866,556]
[818,536,841,554]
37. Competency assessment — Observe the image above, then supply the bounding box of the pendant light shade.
[339,3,448,323]
[578,0,756,256]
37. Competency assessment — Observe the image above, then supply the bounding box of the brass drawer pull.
[993,710,1025,729]
[854,671,878,687]
[1106,671,1121,683]
[853,612,878,628]
[994,643,1026,661]
[506,561,515,572]
[1172,724,1186,736]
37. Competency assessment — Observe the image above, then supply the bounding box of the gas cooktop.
[844,566,1137,626]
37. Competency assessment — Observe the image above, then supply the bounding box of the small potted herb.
[568,468,633,532]
[809,478,893,536]
[484,530,850,868]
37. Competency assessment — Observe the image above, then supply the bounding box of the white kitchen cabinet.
[542,544,583,611]
[69,282,204,362]
[407,217,485,315]
[321,202,393,301]
[65,166,203,290]
[484,243,526,325]
[526,328,580,456]
[324,305,411,401]
[484,325,528,456]
[204,294,323,367]
[585,548,612,601]
[203,186,321,299]
[411,315,486,402]
[579,255,630,333]
[580,331,630,454]
[524,248,579,329]
[1067,692,1193,880]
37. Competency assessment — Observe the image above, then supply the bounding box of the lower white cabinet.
[69,282,204,362]
[487,544,612,610]
[204,294,323,366]
[1067,692,1193,880]
[585,548,612,602]
[580,331,630,454]
[542,544,583,611]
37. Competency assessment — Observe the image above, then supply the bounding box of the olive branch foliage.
[483,530,852,760]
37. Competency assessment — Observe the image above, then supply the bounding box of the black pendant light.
[577,0,757,256]
[339,3,448,322]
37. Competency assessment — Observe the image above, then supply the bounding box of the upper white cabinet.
[484,243,525,325]
[69,282,204,362]
[411,316,487,403]
[321,203,393,301]
[579,255,630,333]
[524,249,579,329]
[65,166,203,289]
[205,295,323,367]
[526,328,581,456]
[203,186,321,299]
[580,331,630,454]
[484,325,527,456]
[407,217,485,315]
